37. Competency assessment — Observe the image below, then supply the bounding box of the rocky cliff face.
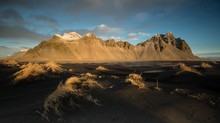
[15,32,199,62]
[137,32,192,54]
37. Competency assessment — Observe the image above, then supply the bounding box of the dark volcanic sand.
[0,61,220,123]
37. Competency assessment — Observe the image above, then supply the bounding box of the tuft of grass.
[188,92,210,101]
[125,73,147,89]
[176,63,202,75]
[174,88,190,94]
[201,62,212,69]
[82,79,105,89]
[44,62,63,73]
[44,77,82,116]
[12,62,63,84]
[13,62,47,84]
[211,61,218,64]
[154,79,162,91]
[2,60,20,67]
[80,72,97,80]
[96,66,108,71]
[43,73,104,117]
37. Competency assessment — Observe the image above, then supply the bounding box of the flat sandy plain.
[0,61,220,123]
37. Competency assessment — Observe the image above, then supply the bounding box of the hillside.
[13,32,199,62]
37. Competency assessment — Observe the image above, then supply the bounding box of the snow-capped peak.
[55,32,82,41]
[85,32,94,37]
[54,34,62,38]
[20,49,28,52]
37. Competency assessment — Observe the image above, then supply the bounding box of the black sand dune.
[0,61,220,123]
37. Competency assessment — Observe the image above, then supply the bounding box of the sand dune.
[12,62,63,84]
[176,63,202,75]
[0,61,220,123]
[126,73,147,89]
[201,62,212,68]
[1,60,20,67]
[43,73,105,118]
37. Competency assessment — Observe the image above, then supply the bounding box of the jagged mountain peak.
[13,31,199,61]
[84,32,96,37]
[54,32,82,41]
[166,32,173,36]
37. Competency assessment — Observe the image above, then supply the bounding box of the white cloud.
[109,32,151,42]
[92,24,122,35]
[61,24,151,43]
[128,32,137,37]
[125,32,151,41]
[111,36,123,41]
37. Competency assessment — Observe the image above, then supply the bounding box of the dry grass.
[44,62,63,73]
[82,79,105,89]
[154,79,162,91]
[176,63,202,75]
[96,66,108,71]
[80,72,97,80]
[44,77,82,116]
[12,62,63,84]
[2,60,20,67]
[174,88,190,94]
[13,63,47,84]
[188,92,210,101]
[126,73,147,89]
[201,62,212,69]
[65,76,81,85]
[211,61,218,64]
[43,73,104,117]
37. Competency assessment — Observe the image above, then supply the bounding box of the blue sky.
[0,0,220,55]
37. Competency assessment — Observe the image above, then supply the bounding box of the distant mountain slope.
[0,46,21,57]
[13,32,200,62]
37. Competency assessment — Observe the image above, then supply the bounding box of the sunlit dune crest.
[201,62,212,69]
[96,66,108,71]
[175,63,202,75]
[43,73,104,118]
[12,62,63,84]
[13,62,47,84]
[2,60,20,67]
[44,61,63,73]
[126,73,147,89]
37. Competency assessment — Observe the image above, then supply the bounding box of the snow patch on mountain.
[55,32,82,41]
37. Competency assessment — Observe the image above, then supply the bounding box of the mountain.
[13,32,200,62]
[55,32,82,41]
[7,49,28,59]
[0,46,21,58]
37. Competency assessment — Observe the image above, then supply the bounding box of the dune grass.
[2,60,20,67]
[201,62,212,69]
[13,63,47,84]
[44,62,63,73]
[80,72,97,80]
[44,77,81,116]
[43,73,104,118]
[96,66,108,71]
[12,62,63,84]
[211,61,218,64]
[126,73,147,89]
[176,63,202,75]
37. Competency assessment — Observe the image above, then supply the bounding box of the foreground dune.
[0,61,220,123]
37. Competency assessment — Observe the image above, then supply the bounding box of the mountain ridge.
[10,32,200,62]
